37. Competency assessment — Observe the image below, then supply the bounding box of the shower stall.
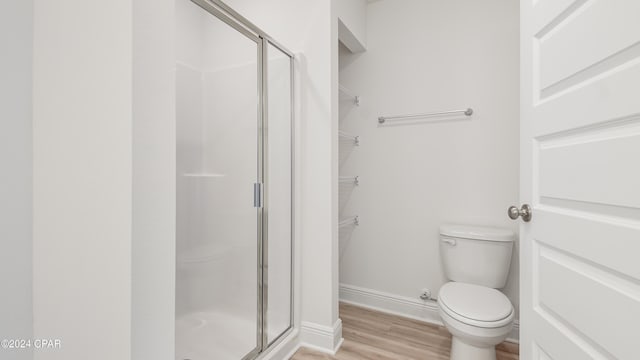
[175,0,294,359]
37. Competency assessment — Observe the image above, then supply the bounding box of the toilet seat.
[438,282,514,329]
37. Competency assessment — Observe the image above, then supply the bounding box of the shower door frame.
[188,0,295,359]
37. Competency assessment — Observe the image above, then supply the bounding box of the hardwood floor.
[291,302,519,360]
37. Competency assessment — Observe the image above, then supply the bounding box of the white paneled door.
[520,1,640,359]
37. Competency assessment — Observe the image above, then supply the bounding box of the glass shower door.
[175,0,261,359]
[265,41,293,345]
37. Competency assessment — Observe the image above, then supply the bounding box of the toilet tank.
[439,224,515,289]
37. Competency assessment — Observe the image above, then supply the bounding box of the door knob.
[508,204,532,222]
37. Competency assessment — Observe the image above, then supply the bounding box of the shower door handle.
[254,182,263,208]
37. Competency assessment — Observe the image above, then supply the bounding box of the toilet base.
[450,336,496,360]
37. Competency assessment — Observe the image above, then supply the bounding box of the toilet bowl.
[438,282,514,360]
[437,224,516,360]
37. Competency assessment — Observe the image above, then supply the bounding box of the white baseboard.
[299,318,344,354]
[339,283,519,343]
[260,319,344,359]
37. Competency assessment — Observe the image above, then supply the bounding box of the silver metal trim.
[193,0,294,58]
[287,40,296,342]
[256,33,266,357]
[378,108,474,124]
[260,38,269,349]
[254,327,295,360]
[190,0,260,43]
[242,348,261,360]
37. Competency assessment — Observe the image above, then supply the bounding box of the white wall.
[32,1,132,359]
[31,1,175,359]
[338,0,520,320]
[0,2,33,359]
[131,0,176,359]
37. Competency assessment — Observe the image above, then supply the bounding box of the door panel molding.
[521,0,640,358]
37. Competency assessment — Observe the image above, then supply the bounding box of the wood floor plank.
[290,302,519,360]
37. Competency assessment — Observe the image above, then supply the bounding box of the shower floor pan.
[176,311,256,360]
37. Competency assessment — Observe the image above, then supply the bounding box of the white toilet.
[437,224,515,360]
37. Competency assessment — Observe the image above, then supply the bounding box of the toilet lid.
[439,282,513,328]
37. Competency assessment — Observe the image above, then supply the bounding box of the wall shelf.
[339,215,359,228]
[339,84,360,106]
[339,130,360,146]
[183,173,226,178]
[339,176,359,186]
